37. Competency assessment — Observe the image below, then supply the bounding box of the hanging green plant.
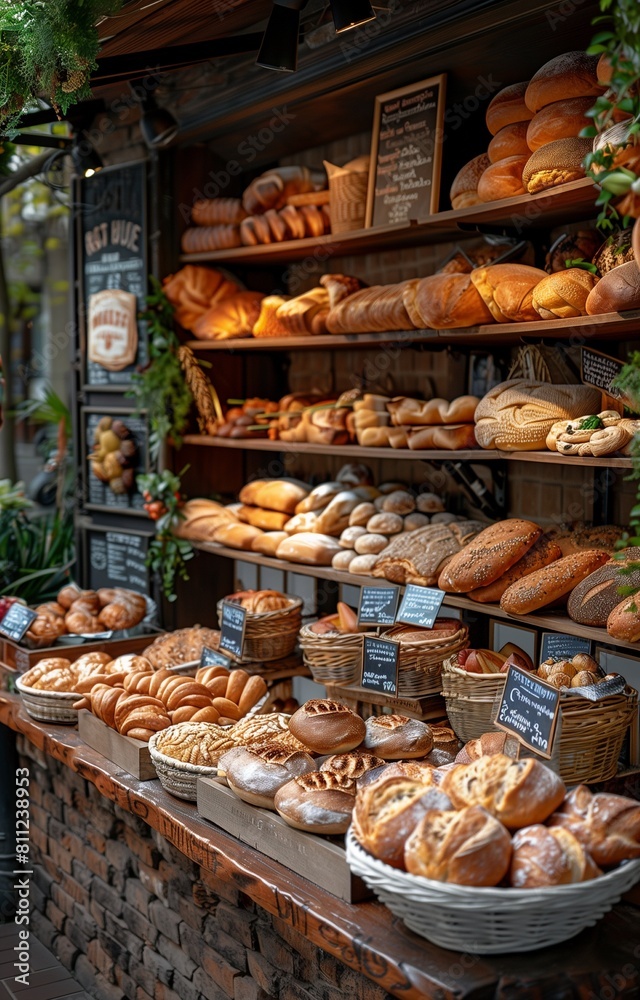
[0,0,123,134]
[138,468,194,603]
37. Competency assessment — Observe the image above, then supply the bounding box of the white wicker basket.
[15,675,80,724]
[345,828,640,953]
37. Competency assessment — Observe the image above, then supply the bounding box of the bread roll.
[548,784,640,866]
[467,536,562,603]
[477,155,528,202]
[526,97,594,151]
[522,137,591,193]
[486,82,533,135]
[339,526,368,549]
[361,715,433,760]
[532,268,598,319]
[404,512,430,531]
[450,153,491,209]
[221,744,316,808]
[276,533,341,566]
[213,523,264,550]
[294,482,343,514]
[525,52,603,113]
[349,501,377,527]
[438,519,542,593]
[405,806,512,886]
[586,260,640,314]
[470,263,548,322]
[354,533,387,555]
[288,699,365,753]
[414,273,494,329]
[500,549,610,614]
[381,490,415,515]
[274,772,356,834]
[352,776,445,868]
[251,531,289,557]
[455,732,512,764]
[332,549,357,571]
[365,512,403,535]
[239,479,309,514]
[607,595,640,641]
[488,121,531,163]
[568,556,640,626]
[441,754,566,830]
[510,825,600,888]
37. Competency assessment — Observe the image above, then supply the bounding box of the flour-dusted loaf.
[524,51,603,113]
[474,380,602,451]
[220,743,316,809]
[467,536,563,603]
[405,806,512,885]
[288,699,366,753]
[274,771,356,834]
[438,519,542,593]
[361,715,434,760]
[352,775,447,868]
[510,824,601,888]
[500,549,610,613]
[548,784,640,866]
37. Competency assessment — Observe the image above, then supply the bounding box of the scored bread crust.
[510,824,600,888]
[273,772,356,834]
[467,536,562,604]
[288,699,366,753]
[438,518,542,593]
[500,549,610,614]
[548,784,640,866]
[405,805,512,885]
[361,715,434,760]
[352,775,444,868]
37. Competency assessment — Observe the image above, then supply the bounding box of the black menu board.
[219,602,247,659]
[0,604,38,642]
[80,161,148,387]
[396,584,445,630]
[361,636,400,695]
[581,347,624,398]
[358,586,399,627]
[366,75,446,229]
[494,665,561,759]
[200,647,232,668]
[541,632,592,663]
[84,410,147,513]
[87,529,151,594]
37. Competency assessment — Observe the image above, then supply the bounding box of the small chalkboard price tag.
[361,636,400,695]
[358,586,400,627]
[200,646,231,668]
[494,665,561,759]
[219,602,247,659]
[541,632,591,663]
[396,584,445,629]
[0,604,38,642]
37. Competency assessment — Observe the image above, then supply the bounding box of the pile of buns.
[20,652,144,693]
[353,752,640,887]
[142,626,223,669]
[25,585,148,647]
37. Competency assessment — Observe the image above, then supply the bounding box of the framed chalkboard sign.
[0,604,37,642]
[540,632,591,663]
[82,407,149,515]
[219,602,247,659]
[358,586,399,627]
[79,161,148,388]
[365,75,446,229]
[494,665,561,759]
[396,584,445,630]
[361,635,400,695]
[86,527,152,594]
[200,647,232,668]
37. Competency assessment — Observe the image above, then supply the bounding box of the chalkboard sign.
[541,632,592,663]
[0,604,37,642]
[580,347,626,404]
[200,647,232,668]
[84,410,147,513]
[365,75,446,229]
[80,161,148,387]
[87,529,151,594]
[494,665,561,759]
[361,636,400,694]
[358,586,399,627]
[219,602,247,659]
[396,584,445,630]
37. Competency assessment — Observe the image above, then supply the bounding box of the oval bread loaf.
[568,556,640,626]
[438,518,542,593]
[467,536,562,603]
[500,549,610,614]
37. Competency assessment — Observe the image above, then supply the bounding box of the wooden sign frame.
[365,75,446,229]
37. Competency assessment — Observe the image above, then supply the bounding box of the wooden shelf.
[179,179,598,265]
[192,541,640,655]
[185,311,640,352]
[182,436,634,470]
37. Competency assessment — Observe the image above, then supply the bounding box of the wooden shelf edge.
[191,541,640,654]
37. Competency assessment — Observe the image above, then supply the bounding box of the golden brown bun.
[470,263,548,322]
[525,52,603,113]
[405,805,512,885]
[352,775,447,868]
[361,715,434,760]
[526,97,594,151]
[488,121,531,163]
[477,155,528,202]
[450,154,491,209]
[236,506,289,532]
[213,522,264,550]
[532,268,599,319]
[548,784,640,866]
[288,699,366,754]
[486,82,533,135]
[510,824,601,887]
[441,754,566,830]
[229,589,291,613]
[273,772,356,834]
[455,732,511,764]
[586,260,640,315]
[522,137,591,193]
[250,531,288,557]
[222,745,316,809]
[500,549,610,614]
[607,595,640,641]
[413,273,494,329]
[467,536,562,603]
[238,478,309,514]
[438,518,542,593]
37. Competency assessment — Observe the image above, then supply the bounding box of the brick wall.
[18,736,394,1000]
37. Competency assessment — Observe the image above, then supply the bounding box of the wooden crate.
[78,710,156,780]
[325,682,447,722]
[1,630,164,673]
[197,778,370,903]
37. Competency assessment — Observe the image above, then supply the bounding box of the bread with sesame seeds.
[437,519,542,593]
[500,549,610,614]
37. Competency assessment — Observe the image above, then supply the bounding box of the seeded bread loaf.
[372,521,485,586]
[438,519,542,593]
[567,554,640,626]
[500,549,610,614]
[467,536,563,603]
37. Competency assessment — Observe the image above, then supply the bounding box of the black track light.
[140,93,179,148]
[256,0,308,73]
[71,139,103,178]
[328,0,376,32]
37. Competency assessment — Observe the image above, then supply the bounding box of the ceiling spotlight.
[256,0,308,73]
[71,139,103,178]
[140,93,179,149]
[328,0,376,32]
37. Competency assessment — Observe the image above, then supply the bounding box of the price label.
[396,584,445,629]
[200,646,231,668]
[540,632,591,663]
[219,602,247,659]
[0,604,38,642]
[494,665,561,759]
[361,636,400,695]
[357,586,399,627]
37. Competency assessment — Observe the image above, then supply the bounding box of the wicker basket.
[382,624,468,698]
[346,829,640,954]
[15,675,80,724]
[298,625,363,685]
[441,656,506,742]
[216,598,302,663]
[558,685,638,784]
[324,159,369,234]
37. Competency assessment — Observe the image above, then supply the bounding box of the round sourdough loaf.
[437,518,542,593]
[361,715,434,759]
[405,805,512,885]
[220,744,316,808]
[607,595,640,642]
[273,771,356,834]
[450,153,490,209]
[477,155,528,202]
[510,824,601,887]
[288,699,366,753]
[352,775,449,867]
[500,548,610,613]
[524,51,603,113]
[486,82,533,135]
[548,784,640,866]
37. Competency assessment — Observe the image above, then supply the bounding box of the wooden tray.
[78,709,157,781]
[1,630,163,673]
[197,777,370,903]
[325,683,447,722]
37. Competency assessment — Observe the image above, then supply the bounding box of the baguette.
[500,549,611,614]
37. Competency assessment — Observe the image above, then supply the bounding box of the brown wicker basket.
[297,624,363,685]
[441,657,506,742]
[382,623,469,698]
[216,597,302,663]
[324,159,369,234]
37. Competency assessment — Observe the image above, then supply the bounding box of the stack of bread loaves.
[163,265,264,341]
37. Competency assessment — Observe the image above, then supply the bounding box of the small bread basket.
[297,624,363,685]
[15,675,80,724]
[382,622,469,698]
[216,597,302,663]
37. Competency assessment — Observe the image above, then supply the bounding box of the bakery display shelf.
[179,179,597,265]
[192,541,640,654]
[185,311,640,353]
[182,436,634,470]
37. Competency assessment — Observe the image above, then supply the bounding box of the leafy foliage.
[137,468,194,603]
[0,508,75,603]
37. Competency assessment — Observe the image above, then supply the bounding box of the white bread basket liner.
[15,675,80,724]
[148,691,268,801]
[345,828,640,953]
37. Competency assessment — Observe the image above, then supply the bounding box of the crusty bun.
[486,82,533,135]
[477,155,528,202]
[525,52,603,113]
[526,97,594,151]
[361,715,434,760]
[405,805,512,886]
[532,268,599,319]
[352,776,446,868]
[548,784,640,866]
[522,137,591,193]
[510,824,601,887]
[488,121,531,163]
[607,595,640,642]
[455,732,511,764]
[470,263,548,322]
[586,260,640,315]
[450,154,490,210]
[288,699,366,753]
[274,771,356,834]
